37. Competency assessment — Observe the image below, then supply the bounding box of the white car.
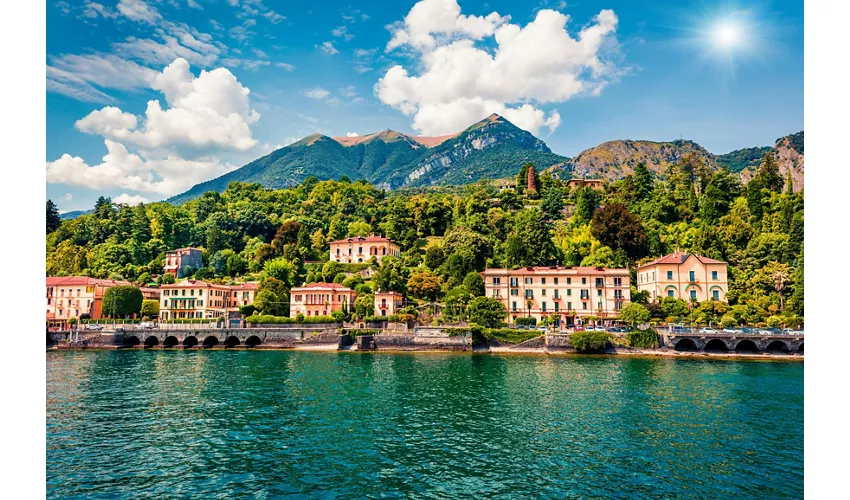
[721,328,738,334]
[135,322,157,330]
[83,324,103,331]
[699,328,718,334]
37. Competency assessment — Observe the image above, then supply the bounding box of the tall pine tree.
[46,200,61,234]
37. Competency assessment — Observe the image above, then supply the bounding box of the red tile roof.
[291,282,356,292]
[482,266,629,275]
[46,276,132,287]
[637,252,726,269]
[328,233,397,245]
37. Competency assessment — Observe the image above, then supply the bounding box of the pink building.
[637,252,728,302]
[289,283,357,317]
[46,277,133,328]
[374,291,404,317]
[482,266,631,327]
[329,234,400,264]
[164,247,203,278]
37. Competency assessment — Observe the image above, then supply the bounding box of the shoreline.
[46,344,803,361]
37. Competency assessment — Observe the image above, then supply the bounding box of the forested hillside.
[47,150,803,326]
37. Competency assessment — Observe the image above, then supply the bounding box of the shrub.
[67,317,78,326]
[239,305,256,316]
[245,314,340,325]
[515,317,537,327]
[625,329,660,349]
[467,297,508,328]
[570,331,611,353]
[102,285,143,318]
[140,299,160,318]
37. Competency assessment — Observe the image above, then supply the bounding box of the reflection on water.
[47,351,803,498]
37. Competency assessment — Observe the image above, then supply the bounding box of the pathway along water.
[46,350,803,498]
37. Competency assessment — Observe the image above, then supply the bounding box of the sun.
[713,21,741,49]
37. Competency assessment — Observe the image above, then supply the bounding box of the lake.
[46,350,803,498]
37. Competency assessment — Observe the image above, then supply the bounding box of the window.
[582,278,586,285]
[524,277,533,284]
[713,290,720,300]
[542,302,547,312]
[182,290,186,296]
[510,278,518,287]
[198,300,203,307]
[542,289,547,296]
[597,289,602,297]
[614,277,622,286]
[492,277,501,285]
[191,289,195,296]
[554,278,559,285]
[668,290,674,298]
[580,290,589,300]
[667,271,673,280]
[712,271,718,280]
[492,290,501,298]
[336,248,340,255]
[525,290,534,299]
[510,289,518,296]
[595,278,603,287]
[554,290,559,299]
[541,278,546,285]
[358,246,363,254]
[567,289,572,296]
[690,290,697,300]
[512,301,517,311]
[615,301,623,311]
[554,302,559,312]
[567,302,572,310]
[582,302,587,310]
[614,290,623,299]
[567,278,572,284]
[689,271,696,282]
[199,290,203,296]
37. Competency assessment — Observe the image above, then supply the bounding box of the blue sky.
[46,0,803,211]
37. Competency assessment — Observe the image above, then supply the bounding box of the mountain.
[60,209,91,220]
[548,139,720,180]
[739,132,804,192]
[169,114,567,203]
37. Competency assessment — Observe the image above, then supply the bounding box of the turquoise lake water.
[46,351,803,498]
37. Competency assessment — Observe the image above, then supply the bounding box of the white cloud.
[187,0,202,9]
[64,193,73,201]
[49,54,157,91]
[82,1,118,19]
[376,3,621,135]
[47,58,260,197]
[117,0,160,24]
[264,10,286,24]
[114,193,152,205]
[252,48,268,58]
[304,87,331,100]
[386,0,510,52]
[46,67,116,104]
[275,62,295,71]
[318,41,339,55]
[346,132,360,137]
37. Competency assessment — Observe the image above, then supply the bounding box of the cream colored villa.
[636,252,728,302]
[374,291,404,317]
[289,283,357,317]
[46,276,132,328]
[159,279,257,320]
[329,234,400,264]
[482,266,631,328]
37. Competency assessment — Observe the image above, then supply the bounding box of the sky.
[46,0,804,212]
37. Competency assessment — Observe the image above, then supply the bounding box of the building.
[328,233,400,264]
[159,280,258,320]
[637,252,728,302]
[46,277,132,328]
[482,266,631,328]
[567,178,605,190]
[289,283,357,317]
[140,286,161,301]
[493,179,516,192]
[164,247,204,278]
[374,291,404,317]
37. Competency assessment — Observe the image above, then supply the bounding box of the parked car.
[740,327,755,334]
[671,325,687,333]
[781,328,797,335]
[699,328,717,334]
[83,324,103,331]
[573,326,584,332]
[722,328,738,334]
[135,322,157,330]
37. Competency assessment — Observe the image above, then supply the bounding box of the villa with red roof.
[482,266,631,328]
[636,252,728,303]
[159,279,258,320]
[46,276,133,328]
[328,233,400,264]
[289,282,357,317]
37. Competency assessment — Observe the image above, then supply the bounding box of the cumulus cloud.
[275,62,295,71]
[346,132,360,137]
[114,193,151,205]
[117,0,160,24]
[376,1,622,135]
[47,58,259,197]
[318,41,339,55]
[304,87,331,100]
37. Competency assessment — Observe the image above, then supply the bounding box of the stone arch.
[123,335,140,347]
[735,339,759,353]
[163,336,179,348]
[704,338,729,352]
[245,335,262,348]
[674,338,698,351]
[223,336,241,348]
[202,336,219,348]
[797,343,804,354]
[358,258,363,263]
[183,336,198,348]
[144,336,159,348]
[766,340,790,353]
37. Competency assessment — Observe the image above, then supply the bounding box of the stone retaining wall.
[368,333,471,351]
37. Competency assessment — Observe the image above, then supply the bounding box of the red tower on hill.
[527,165,537,193]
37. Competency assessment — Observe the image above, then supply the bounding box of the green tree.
[140,299,160,318]
[590,203,648,259]
[102,286,143,318]
[467,296,508,328]
[254,290,283,316]
[540,187,564,220]
[573,187,598,225]
[632,162,654,201]
[47,200,61,234]
[506,208,556,268]
[263,257,296,286]
[620,302,650,327]
[407,269,443,302]
[348,220,372,237]
[373,256,408,294]
[463,271,485,297]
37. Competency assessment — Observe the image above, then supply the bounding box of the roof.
[328,233,397,245]
[228,282,259,290]
[46,276,132,287]
[637,252,727,269]
[482,266,629,275]
[374,290,403,296]
[291,282,356,292]
[162,279,259,290]
[166,247,203,254]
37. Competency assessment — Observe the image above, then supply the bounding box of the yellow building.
[329,233,400,264]
[636,252,728,302]
[46,276,133,328]
[289,283,357,317]
[374,291,404,317]
[482,266,630,327]
[159,279,257,320]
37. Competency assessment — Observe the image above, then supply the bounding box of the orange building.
[329,233,400,264]
[374,291,404,317]
[567,178,605,190]
[482,266,631,327]
[289,283,357,317]
[46,277,133,327]
[637,252,728,302]
[159,279,257,320]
